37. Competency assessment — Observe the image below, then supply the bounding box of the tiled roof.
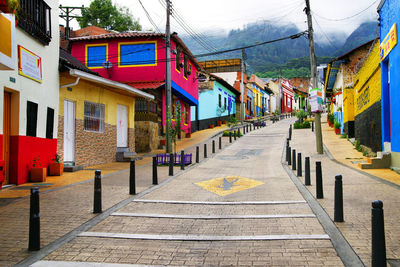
[124,80,164,90]
[59,48,99,75]
[69,31,165,41]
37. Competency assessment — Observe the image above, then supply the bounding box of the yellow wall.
[59,74,135,128]
[354,41,381,116]
[343,88,354,123]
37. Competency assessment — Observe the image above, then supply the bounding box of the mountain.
[180,20,378,76]
[338,21,379,55]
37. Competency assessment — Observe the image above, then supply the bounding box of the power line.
[312,16,340,51]
[312,0,378,21]
[137,0,161,33]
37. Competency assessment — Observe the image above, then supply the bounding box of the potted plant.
[30,156,47,182]
[49,153,63,176]
[334,121,341,135]
[328,114,334,127]
[0,0,19,13]
[210,124,214,129]
[217,120,222,126]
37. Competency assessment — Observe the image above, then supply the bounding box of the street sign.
[310,88,323,113]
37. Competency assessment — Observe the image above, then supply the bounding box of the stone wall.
[354,101,382,152]
[57,116,125,167]
[135,121,159,152]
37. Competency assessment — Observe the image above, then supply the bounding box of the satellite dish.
[102,61,113,69]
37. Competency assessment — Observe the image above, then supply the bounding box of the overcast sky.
[59,0,380,38]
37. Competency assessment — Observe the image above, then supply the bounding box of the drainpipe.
[60,77,80,88]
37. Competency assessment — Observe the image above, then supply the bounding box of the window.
[135,98,147,112]
[84,101,105,132]
[224,97,227,110]
[218,94,221,108]
[175,47,182,71]
[86,44,107,68]
[26,101,38,137]
[119,42,156,67]
[185,105,189,124]
[46,107,54,139]
[18,0,52,45]
[183,54,189,78]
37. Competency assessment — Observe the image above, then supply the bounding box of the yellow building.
[353,39,382,152]
[59,49,153,168]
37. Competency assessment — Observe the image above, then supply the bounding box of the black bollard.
[292,149,296,171]
[305,157,311,185]
[371,200,386,267]
[237,129,241,138]
[94,170,102,212]
[196,146,199,163]
[152,156,158,185]
[234,131,236,140]
[297,152,302,177]
[29,187,40,251]
[286,145,290,162]
[129,161,136,195]
[204,143,207,158]
[229,131,232,143]
[316,161,323,199]
[219,136,222,150]
[334,175,344,222]
[243,126,245,134]
[180,150,185,170]
[212,140,215,153]
[247,125,249,132]
[312,120,314,132]
[288,147,292,165]
[169,153,173,176]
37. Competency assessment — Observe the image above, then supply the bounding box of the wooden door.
[3,92,11,184]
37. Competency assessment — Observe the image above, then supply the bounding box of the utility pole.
[59,5,84,39]
[240,49,245,124]
[165,0,172,153]
[305,0,323,154]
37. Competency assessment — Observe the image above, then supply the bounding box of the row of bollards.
[286,126,387,266]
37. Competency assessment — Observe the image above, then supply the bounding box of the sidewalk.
[0,124,230,200]
[286,116,400,266]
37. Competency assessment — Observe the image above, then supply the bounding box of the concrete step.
[116,151,138,162]
[359,152,391,169]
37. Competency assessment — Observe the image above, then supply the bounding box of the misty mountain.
[180,20,378,75]
[339,21,379,55]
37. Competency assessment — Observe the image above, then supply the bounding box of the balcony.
[17,0,52,45]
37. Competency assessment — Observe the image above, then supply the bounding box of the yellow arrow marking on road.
[195,176,264,196]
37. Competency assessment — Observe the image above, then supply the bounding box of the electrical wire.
[312,16,340,51]
[312,0,378,22]
[137,0,161,33]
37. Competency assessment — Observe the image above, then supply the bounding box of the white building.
[0,0,59,185]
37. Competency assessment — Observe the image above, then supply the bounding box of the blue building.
[378,0,400,169]
[191,74,240,132]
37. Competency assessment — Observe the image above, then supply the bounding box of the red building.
[281,78,294,113]
[69,30,201,150]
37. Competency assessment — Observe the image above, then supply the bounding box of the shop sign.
[380,23,397,61]
[18,45,42,83]
[310,88,323,113]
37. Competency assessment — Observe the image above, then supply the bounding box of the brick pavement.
[286,115,400,266]
[35,118,346,266]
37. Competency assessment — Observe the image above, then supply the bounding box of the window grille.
[84,101,105,132]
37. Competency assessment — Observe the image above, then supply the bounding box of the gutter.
[68,69,155,100]
[60,77,80,88]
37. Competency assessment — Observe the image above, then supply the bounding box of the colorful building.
[324,40,373,136]
[353,39,382,152]
[378,0,400,169]
[280,78,294,113]
[248,74,265,117]
[0,0,59,185]
[68,31,201,150]
[58,49,153,167]
[191,73,240,132]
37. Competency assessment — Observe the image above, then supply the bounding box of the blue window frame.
[86,45,107,68]
[119,42,157,67]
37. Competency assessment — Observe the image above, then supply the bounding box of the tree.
[77,0,142,32]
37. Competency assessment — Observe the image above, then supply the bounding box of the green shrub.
[222,130,243,137]
[328,113,334,124]
[334,121,341,129]
[341,133,347,139]
[293,121,311,129]
[296,110,307,122]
